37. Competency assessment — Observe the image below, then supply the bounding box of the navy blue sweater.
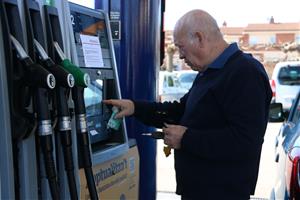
[134,50,272,199]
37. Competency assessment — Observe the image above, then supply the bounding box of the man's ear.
[195,31,204,47]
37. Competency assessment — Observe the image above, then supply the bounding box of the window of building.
[249,36,258,45]
[296,35,300,44]
[269,35,276,44]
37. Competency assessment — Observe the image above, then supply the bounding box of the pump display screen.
[70,8,112,68]
[85,79,102,118]
[84,79,110,142]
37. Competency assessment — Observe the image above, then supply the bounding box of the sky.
[68,0,94,8]
[165,0,300,30]
[69,0,300,30]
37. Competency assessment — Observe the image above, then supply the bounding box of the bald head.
[173,10,228,71]
[174,9,222,42]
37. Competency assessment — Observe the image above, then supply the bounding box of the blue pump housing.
[96,0,162,199]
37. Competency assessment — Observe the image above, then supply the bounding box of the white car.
[270,61,300,111]
[158,71,188,102]
[176,70,198,90]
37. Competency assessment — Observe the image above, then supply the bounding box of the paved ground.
[156,122,283,200]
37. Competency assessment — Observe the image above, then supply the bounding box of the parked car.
[270,61,300,111]
[269,91,300,200]
[176,70,198,90]
[158,71,188,102]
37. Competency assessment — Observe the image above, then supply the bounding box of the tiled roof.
[244,23,300,32]
[165,22,300,36]
[220,27,244,35]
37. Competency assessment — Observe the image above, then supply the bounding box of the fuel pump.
[35,41,79,200]
[0,0,37,198]
[11,36,59,199]
[24,1,78,198]
[0,11,15,198]
[44,5,98,199]
[0,1,60,199]
[9,35,60,200]
[0,1,139,199]
[0,0,36,142]
[68,3,139,199]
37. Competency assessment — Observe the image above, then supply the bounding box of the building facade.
[163,20,300,76]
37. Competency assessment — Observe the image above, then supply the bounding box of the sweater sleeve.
[181,61,272,161]
[133,93,188,128]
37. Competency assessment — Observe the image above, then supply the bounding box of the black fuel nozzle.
[10,35,56,89]
[34,39,75,88]
[10,36,60,199]
[34,40,78,199]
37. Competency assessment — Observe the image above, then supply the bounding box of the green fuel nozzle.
[52,44,98,199]
[61,59,90,87]
[53,42,90,87]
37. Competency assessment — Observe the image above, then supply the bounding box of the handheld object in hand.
[107,106,122,130]
[141,131,164,139]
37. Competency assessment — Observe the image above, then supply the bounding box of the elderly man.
[104,9,272,200]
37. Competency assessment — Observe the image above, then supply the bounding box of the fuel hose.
[54,42,98,200]
[34,39,78,200]
[10,35,60,200]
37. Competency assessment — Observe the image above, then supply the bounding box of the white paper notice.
[80,34,104,68]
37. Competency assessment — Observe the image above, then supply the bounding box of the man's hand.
[102,99,134,119]
[163,124,187,149]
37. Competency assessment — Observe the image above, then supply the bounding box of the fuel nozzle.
[53,42,90,87]
[10,36,60,198]
[34,40,78,199]
[52,42,98,199]
[34,39,74,88]
[142,131,164,139]
[53,41,90,115]
[10,35,55,89]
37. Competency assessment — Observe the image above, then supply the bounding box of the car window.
[163,74,179,88]
[290,96,300,124]
[278,66,300,85]
[167,76,175,86]
[178,73,197,83]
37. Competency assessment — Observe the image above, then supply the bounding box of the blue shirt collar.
[208,42,239,69]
